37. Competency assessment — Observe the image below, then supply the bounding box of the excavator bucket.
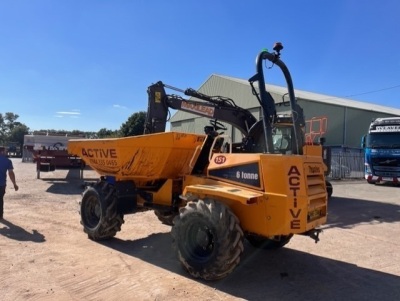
[68,132,206,181]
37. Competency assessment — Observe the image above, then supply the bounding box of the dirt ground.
[1,159,400,301]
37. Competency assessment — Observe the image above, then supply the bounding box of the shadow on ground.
[95,194,400,300]
[42,169,98,195]
[0,218,46,242]
[99,231,399,301]
[44,180,87,195]
[74,183,400,300]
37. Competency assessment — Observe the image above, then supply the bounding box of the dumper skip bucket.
[68,132,206,181]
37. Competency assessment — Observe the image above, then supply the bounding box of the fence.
[327,147,365,180]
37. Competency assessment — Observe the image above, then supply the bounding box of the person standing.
[0,148,19,219]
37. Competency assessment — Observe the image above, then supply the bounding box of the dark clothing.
[0,155,13,186]
[0,186,5,217]
[0,155,13,217]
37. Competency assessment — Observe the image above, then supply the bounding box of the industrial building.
[170,74,400,149]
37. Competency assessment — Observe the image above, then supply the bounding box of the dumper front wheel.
[171,199,244,281]
[80,182,124,240]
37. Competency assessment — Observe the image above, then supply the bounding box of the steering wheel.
[210,119,227,132]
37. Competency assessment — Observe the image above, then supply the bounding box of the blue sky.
[0,0,399,132]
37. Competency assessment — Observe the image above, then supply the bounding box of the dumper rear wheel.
[246,234,293,249]
[171,198,244,281]
[80,182,124,240]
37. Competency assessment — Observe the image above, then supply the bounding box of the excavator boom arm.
[144,81,257,135]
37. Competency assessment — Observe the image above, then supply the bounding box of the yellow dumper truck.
[68,44,328,280]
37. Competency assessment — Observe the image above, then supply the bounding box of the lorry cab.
[363,118,400,184]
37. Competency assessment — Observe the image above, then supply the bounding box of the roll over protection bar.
[249,43,305,154]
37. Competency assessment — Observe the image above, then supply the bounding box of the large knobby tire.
[154,210,177,226]
[80,181,124,240]
[246,234,293,249]
[171,198,244,281]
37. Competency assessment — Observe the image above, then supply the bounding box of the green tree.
[8,124,30,148]
[97,128,120,138]
[69,130,86,137]
[120,111,146,137]
[0,114,5,143]
[4,112,20,131]
[0,112,29,146]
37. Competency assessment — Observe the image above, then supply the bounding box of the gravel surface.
[0,159,399,300]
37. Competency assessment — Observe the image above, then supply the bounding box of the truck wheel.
[246,234,293,249]
[326,180,333,198]
[80,181,124,240]
[154,210,177,226]
[171,198,244,281]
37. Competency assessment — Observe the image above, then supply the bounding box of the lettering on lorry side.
[288,165,302,229]
[81,148,117,159]
[88,158,118,167]
[372,125,400,132]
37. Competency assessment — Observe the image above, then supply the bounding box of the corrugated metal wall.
[170,75,263,143]
[300,99,395,147]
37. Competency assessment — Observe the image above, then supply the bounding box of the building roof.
[216,74,400,115]
[170,74,400,122]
